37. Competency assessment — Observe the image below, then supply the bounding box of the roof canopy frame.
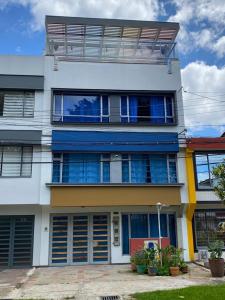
[45,16,179,65]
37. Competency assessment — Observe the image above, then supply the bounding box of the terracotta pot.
[148,266,157,276]
[209,258,224,277]
[180,266,188,274]
[170,266,180,276]
[131,263,137,272]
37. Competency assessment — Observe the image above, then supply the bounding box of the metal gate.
[0,215,34,267]
[50,214,110,265]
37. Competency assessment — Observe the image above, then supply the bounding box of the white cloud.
[213,36,225,58]
[181,62,225,133]
[0,0,162,31]
[169,0,225,56]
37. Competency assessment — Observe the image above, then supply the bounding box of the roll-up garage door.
[0,216,34,267]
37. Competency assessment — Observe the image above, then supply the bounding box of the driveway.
[0,268,32,299]
[3,264,225,300]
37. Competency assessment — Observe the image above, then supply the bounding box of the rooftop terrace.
[45,16,179,65]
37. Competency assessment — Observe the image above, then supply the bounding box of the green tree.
[212,159,225,204]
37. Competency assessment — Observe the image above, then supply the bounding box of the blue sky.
[0,0,225,137]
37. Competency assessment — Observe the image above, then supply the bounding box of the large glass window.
[122,154,177,184]
[52,153,110,183]
[122,213,177,255]
[194,210,225,249]
[121,95,174,124]
[0,91,34,117]
[195,153,225,189]
[0,146,32,177]
[53,93,109,123]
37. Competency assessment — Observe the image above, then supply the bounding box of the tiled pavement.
[0,268,30,299]
[2,264,225,300]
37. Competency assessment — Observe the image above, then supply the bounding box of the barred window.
[0,91,35,117]
[0,146,33,177]
[194,210,225,249]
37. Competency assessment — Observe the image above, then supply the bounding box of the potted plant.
[208,240,224,277]
[148,259,158,276]
[169,248,182,276]
[133,250,147,274]
[179,259,188,274]
[157,265,170,276]
[130,254,136,272]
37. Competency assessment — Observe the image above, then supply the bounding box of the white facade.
[0,17,192,267]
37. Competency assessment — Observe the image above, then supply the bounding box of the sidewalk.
[3,264,225,300]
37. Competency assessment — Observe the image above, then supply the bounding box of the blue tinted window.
[53,94,109,123]
[130,214,148,238]
[52,161,60,182]
[149,214,168,237]
[54,95,62,115]
[122,160,129,182]
[102,96,109,115]
[62,153,101,183]
[166,97,173,116]
[130,154,148,183]
[122,214,129,255]
[121,96,128,115]
[169,214,177,246]
[120,95,174,124]
[102,161,110,182]
[150,155,168,183]
[169,161,177,183]
[150,96,165,124]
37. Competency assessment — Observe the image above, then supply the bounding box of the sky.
[0,0,225,137]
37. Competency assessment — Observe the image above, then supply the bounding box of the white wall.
[0,56,44,76]
[197,191,219,202]
[44,56,185,133]
[0,146,42,205]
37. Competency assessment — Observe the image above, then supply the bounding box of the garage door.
[0,216,34,267]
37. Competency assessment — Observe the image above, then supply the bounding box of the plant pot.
[131,263,137,272]
[136,264,146,274]
[170,266,180,276]
[148,266,157,276]
[209,258,224,277]
[180,266,188,274]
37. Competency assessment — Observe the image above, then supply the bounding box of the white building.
[0,16,192,267]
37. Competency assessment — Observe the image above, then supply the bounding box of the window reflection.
[195,153,225,189]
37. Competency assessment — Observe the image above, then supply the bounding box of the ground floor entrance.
[50,214,110,265]
[0,215,34,267]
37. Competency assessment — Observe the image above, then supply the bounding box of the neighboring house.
[187,134,225,253]
[0,16,192,267]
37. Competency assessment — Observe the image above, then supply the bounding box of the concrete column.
[176,211,189,261]
[110,154,122,183]
[39,206,50,266]
[109,95,121,123]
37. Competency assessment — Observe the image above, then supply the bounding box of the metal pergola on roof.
[45,16,179,65]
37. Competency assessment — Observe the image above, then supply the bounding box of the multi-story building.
[187,135,225,254]
[0,16,192,267]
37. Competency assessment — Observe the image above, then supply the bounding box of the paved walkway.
[0,268,31,299]
[2,264,225,300]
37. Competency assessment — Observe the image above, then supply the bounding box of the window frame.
[193,209,225,250]
[121,212,177,256]
[0,90,35,118]
[120,95,175,124]
[121,153,177,184]
[52,152,111,183]
[0,145,33,178]
[194,151,225,191]
[52,93,110,123]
